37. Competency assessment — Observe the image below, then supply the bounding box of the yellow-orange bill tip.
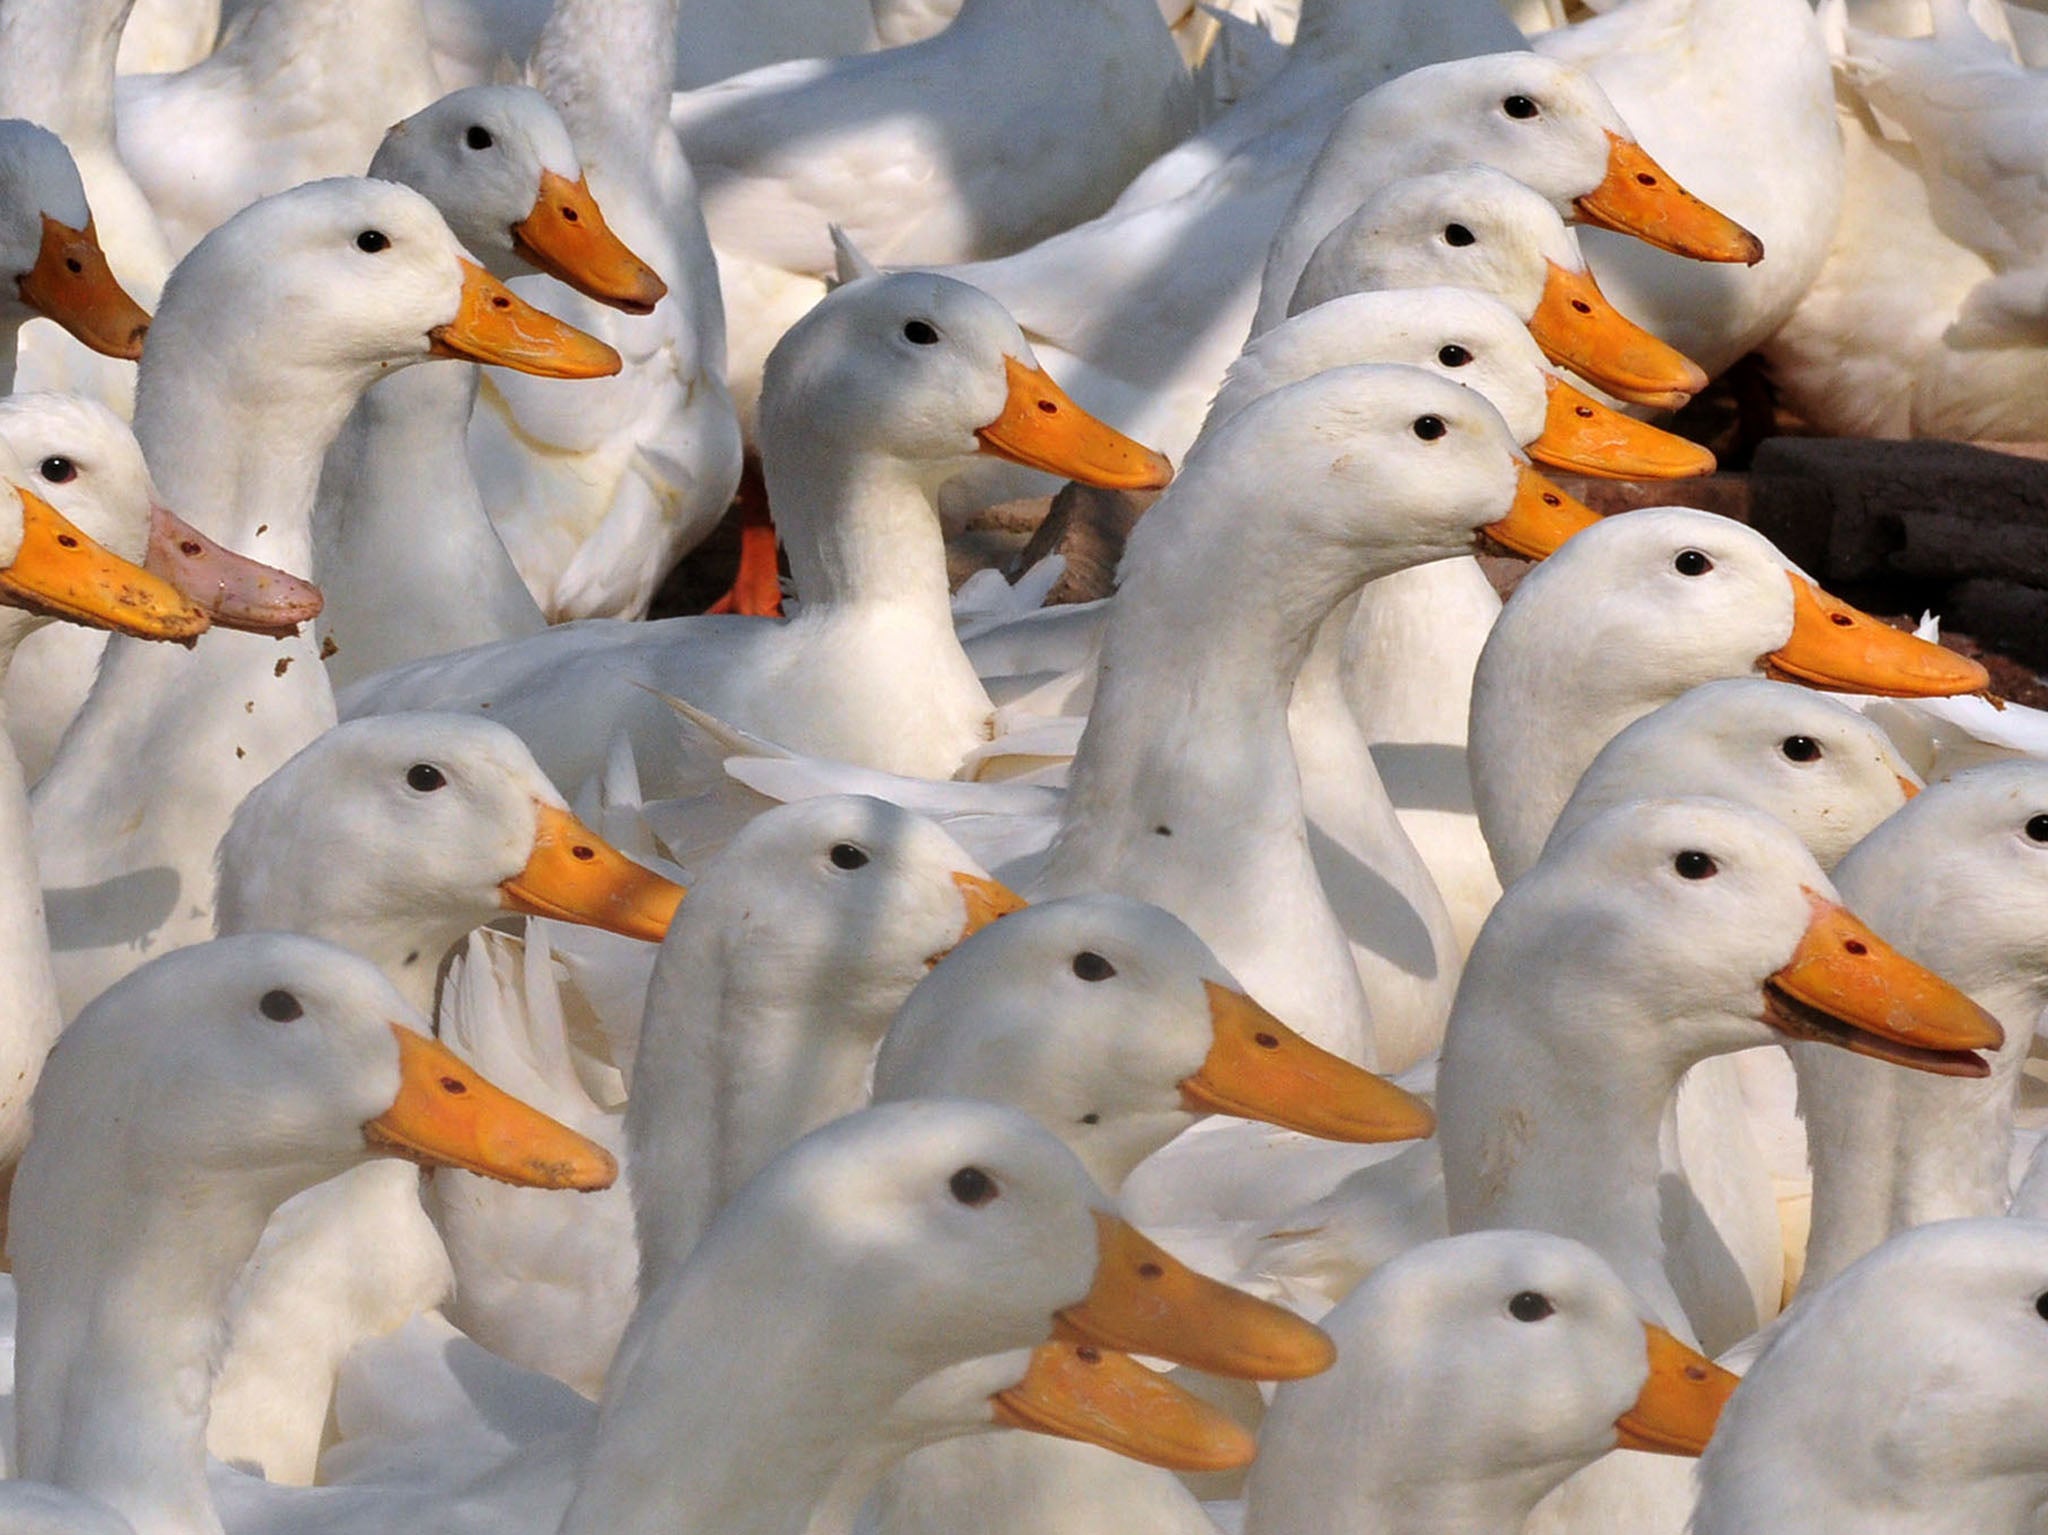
[1180,981,1435,1142]
[1528,261,1708,410]
[511,169,668,315]
[363,1023,618,1189]
[976,356,1174,490]
[1575,133,1765,267]
[428,259,622,379]
[500,801,686,941]
[992,1341,1258,1472]
[1613,1323,1741,1456]
[1763,573,1992,699]
[1531,376,1717,480]
[0,487,209,642]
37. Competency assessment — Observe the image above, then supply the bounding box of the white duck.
[0,392,321,781]
[29,176,620,1020]
[115,0,218,74]
[317,84,668,688]
[1243,1231,1738,1535]
[345,270,1170,791]
[5,931,616,1535]
[1691,1217,2048,1534]
[216,1099,1316,1535]
[1797,760,2048,1293]
[465,0,743,621]
[114,0,445,257]
[672,0,1196,432]
[1531,0,1838,380]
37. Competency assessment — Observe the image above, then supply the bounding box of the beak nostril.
[55,534,77,548]
[1037,399,1057,414]
[1575,406,1594,418]
[64,258,81,274]
[561,207,579,222]
[1075,1345,1101,1364]
[572,844,596,861]
[1254,1032,1280,1049]
[1844,939,1868,956]
[1831,613,1854,627]
[491,295,511,310]
[1637,173,1657,186]
[1137,1262,1164,1280]
[439,1076,468,1095]
[1542,492,1561,507]
[1684,1364,1709,1381]
[1571,299,1592,314]
[180,540,202,556]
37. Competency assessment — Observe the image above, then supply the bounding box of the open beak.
[1575,134,1765,267]
[1055,1210,1335,1380]
[1762,889,2004,1078]
[428,259,623,379]
[992,1341,1257,1472]
[976,356,1174,490]
[510,169,667,315]
[364,1022,617,1188]
[1530,376,1717,480]
[500,801,686,941]
[16,214,150,360]
[1528,261,1708,410]
[1763,572,1992,698]
[146,503,321,637]
[0,487,209,641]
[1479,462,1603,560]
[955,869,1027,935]
[1613,1323,1740,1456]
[1179,981,1435,1142]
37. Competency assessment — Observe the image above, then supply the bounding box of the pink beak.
[145,504,323,638]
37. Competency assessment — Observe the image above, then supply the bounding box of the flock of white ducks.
[0,0,2033,1533]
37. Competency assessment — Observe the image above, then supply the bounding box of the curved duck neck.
[767,435,960,622]
[0,0,132,150]
[534,0,679,164]
[0,630,59,1164]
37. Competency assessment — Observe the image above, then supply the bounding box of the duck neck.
[533,0,678,162]
[0,637,60,1164]
[768,440,959,621]
[13,1143,312,1535]
[0,0,131,149]
[628,906,894,1295]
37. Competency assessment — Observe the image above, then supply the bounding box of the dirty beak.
[1055,1210,1335,1380]
[0,486,209,641]
[1613,1324,1741,1456]
[510,169,668,315]
[1528,261,1709,410]
[1575,133,1765,267]
[992,1341,1257,1472]
[428,259,623,379]
[954,870,1027,935]
[364,1022,617,1188]
[1762,889,2004,1077]
[1531,376,1717,480]
[1478,462,1603,559]
[16,214,150,360]
[146,503,322,637]
[500,801,686,940]
[976,356,1174,490]
[1179,981,1435,1142]
[1763,573,1992,698]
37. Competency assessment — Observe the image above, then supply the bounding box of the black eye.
[1780,736,1821,763]
[1508,1290,1554,1322]
[2035,1291,2048,1320]
[1437,343,1472,367]
[259,989,303,1022]
[1674,850,1718,880]
[949,1166,998,1206]
[405,763,445,792]
[1443,223,1476,247]
[1674,549,1713,576]
[2027,815,2048,843]
[829,842,869,870]
[1080,1112,1101,1125]
[902,319,939,345]
[464,125,493,150]
[37,456,74,484]
[356,230,390,253]
[1503,94,1539,119]
[1413,414,1447,442]
[1072,951,1116,982]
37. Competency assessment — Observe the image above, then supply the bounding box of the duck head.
[0,120,150,359]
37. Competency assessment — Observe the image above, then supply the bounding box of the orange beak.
[976,356,1174,490]
[954,870,1027,935]
[510,169,667,316]
[1528,261,1709,410]
[16,214,150,360]
[1575,133,1765,267]
[1763,573,1991,698]
[1479,462,1603,560]
[1530,376,1717,480]
[1613,1323,1741,1456]
[1055,1211,1335,1380]
[499,801,686,941]
[1180,981,1435,1142]
[363,1022,618,1189]
[1762,889,2004,1078]
[992,1341,1257,1472]
[146,503,322,638]
[0,486,209,642]
[428,259,622,379]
